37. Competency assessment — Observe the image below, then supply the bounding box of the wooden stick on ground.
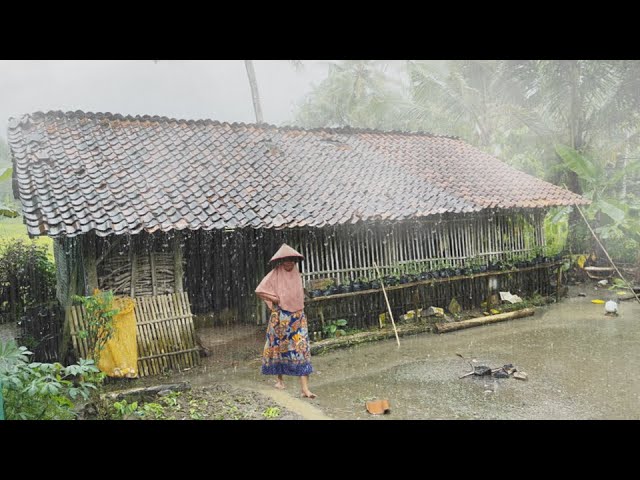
[373,262,400,347]
[435,308,535,333]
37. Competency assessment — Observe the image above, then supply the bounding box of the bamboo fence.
[69,292,200,377]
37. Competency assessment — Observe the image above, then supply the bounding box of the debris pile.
[457,354,528,380]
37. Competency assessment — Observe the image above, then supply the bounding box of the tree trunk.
[244,60,263,123]
[433,308,535,333]
[565,60,587,253]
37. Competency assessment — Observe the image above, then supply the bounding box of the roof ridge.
[8,110,460,140]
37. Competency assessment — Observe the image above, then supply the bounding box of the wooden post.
[82,231,98,295]
[173,232,184,293]
[556,265,562,302]
[129,235,137,298]
[373,262,400,348]
[55,237,80,362]
[150,251,157,296]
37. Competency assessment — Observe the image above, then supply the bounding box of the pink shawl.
[255,263,305,312]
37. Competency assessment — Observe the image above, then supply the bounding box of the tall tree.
[506,60,640,191]
[294,60,406,130]
[244,60,263,123]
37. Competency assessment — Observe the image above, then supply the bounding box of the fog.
[0,60,329,141]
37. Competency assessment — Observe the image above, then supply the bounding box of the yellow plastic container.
[97,297,138,378]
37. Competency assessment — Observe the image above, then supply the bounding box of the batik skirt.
[261,307,313,376]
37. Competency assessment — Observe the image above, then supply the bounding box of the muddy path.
[159,283,640,420]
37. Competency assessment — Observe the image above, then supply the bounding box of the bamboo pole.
[138,297,155,376]
[423,222,431,268]
[150,251,157,297]
[347,229,354,282]
[332,229,340,282]
[373,262,400,347]
[139,296,159,375]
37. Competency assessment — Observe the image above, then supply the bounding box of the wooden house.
[9,111,588,334]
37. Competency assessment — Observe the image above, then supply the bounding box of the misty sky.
[0,60,329,142]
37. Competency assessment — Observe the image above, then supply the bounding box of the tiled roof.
[9,110,589,238]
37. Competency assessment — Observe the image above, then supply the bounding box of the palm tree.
[401,60,556,176]
[555,144,640,254]
[294,60,405,130]
[244,60,263,123]
[506,60,640,192]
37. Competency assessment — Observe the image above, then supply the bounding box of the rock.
[578,292,587,297]
[597,279,608,286]
[448,298,462,314]
[423,306,444,317]
[513,372,528,381]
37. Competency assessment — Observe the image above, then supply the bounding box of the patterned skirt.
[261,307,313,376]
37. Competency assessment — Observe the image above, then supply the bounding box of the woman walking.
[255,244,316,399]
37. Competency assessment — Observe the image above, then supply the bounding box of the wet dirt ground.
[6,282,638,420]
[173,282,640,420]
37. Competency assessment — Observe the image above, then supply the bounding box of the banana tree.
[555,144,640,255]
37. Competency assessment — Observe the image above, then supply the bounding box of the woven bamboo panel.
[69,292,200,376]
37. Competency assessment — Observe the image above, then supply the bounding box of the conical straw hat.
[269,243,304,262]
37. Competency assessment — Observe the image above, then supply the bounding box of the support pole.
[373,262,400,348]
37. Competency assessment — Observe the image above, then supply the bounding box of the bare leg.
[300,375,316,398]
[274,375,285,389]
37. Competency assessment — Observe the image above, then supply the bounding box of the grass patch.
[0,216,54,259]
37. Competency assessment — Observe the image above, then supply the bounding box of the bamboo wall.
[181,210,549,325]
[183,227,290,321]
[297,211,546,286]
[96,232,180,297]
[88,210,550,327]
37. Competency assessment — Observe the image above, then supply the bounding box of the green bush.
[0,239,56,323]
[322,319,347,338]
[0,339,104,420]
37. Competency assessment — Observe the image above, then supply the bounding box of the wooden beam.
[150,252,157,296]
[82,231,98,295]
[173,232,184,293]
[434,308,535,333]
[130,235,137,298]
